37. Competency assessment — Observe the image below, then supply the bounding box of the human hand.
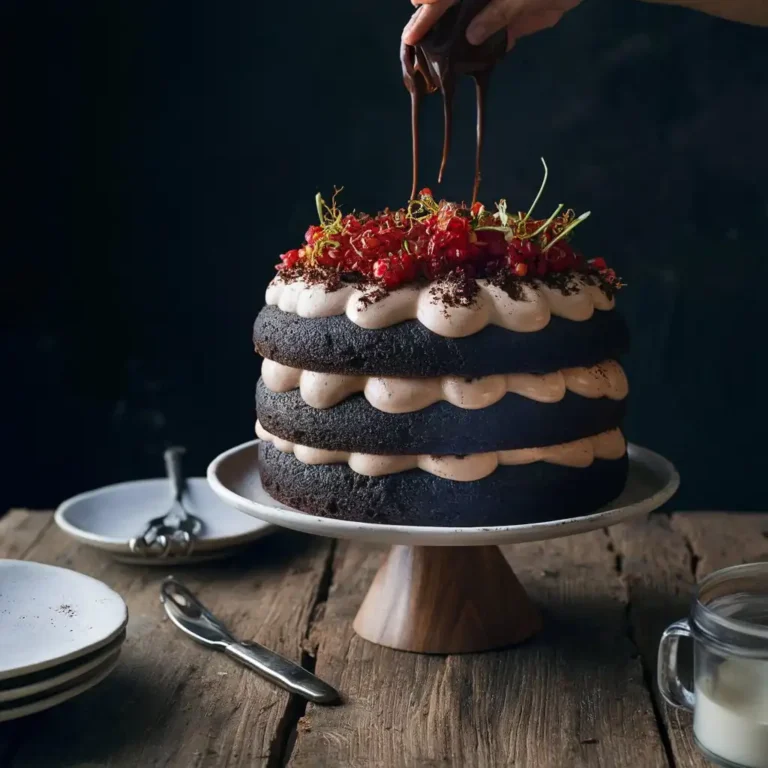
[402,0,582,51]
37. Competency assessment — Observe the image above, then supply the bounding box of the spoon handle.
[224,642,339,705]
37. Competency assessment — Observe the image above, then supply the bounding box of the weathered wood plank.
[1,511,333,768]
[4,507,761,767]
[0,509,55,559]
[673,512,768,577]
[610,512,768,768]
[290,532,669,768]
[609,514,705,768]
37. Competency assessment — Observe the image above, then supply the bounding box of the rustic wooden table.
[0,509,765,767]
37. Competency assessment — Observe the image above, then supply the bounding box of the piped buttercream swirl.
[265,276,615,338]
[256,421,626,481]
[261,359,628,413]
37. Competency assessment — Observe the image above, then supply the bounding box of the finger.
[506,28,516,51]
[402,9,421,41]
[505,9,565,39]
[412,0,443,5]
[402,1,456,44]
[466,0,528,45]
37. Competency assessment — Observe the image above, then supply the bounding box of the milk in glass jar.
[658,562,768,768]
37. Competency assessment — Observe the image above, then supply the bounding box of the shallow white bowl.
[55,477,274,558]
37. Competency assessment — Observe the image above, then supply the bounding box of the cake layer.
[261,359,628,411]
[257,420,626,479]
[256,380,626,454]
[265,276,614,338]
[258,441,629,526]
[253,306,629,377]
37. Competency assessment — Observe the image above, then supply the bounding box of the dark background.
[2,0,767,514]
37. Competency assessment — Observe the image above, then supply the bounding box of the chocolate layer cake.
[253,189,628,526]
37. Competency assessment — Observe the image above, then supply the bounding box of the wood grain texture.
[353,545,542,653]
[0,510,333,768]
[610,512,768,768]
[609,514,704,768]
[0,509,55,560]
[3,509,765,767]
[290,532,668,768]
[672,512,768,576]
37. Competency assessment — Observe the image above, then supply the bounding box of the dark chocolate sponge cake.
[253,188,628,526]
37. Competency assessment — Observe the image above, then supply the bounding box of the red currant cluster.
[277,191,615,291]
[586,257,621,286]
[505,238,580,278]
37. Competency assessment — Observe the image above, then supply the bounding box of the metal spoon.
[160,578,339,704]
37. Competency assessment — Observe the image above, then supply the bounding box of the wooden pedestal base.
[352,545,542,654]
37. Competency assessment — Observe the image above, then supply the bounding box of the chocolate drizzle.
[473,70,489,204]
[401,0,506,202]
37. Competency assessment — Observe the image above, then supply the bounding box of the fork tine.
[127,443,203,558]
[157,534,172,558]
[179,530,195,557]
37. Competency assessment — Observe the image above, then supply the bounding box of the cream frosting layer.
[261,359,628,413]
[256,421,626,481]
[265,276,615,339]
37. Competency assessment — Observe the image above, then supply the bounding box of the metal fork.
[129,447,203,558]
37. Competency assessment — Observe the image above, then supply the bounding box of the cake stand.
[208,441,679,654]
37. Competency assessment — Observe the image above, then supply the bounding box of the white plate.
[0,631,125,703]
[0,561,128,681]
[0,651,121,723]
[207,440,679,547]
[55,477,274,558]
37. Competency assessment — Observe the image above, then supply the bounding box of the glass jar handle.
[657,618,695,711]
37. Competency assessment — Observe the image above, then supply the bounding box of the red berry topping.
[373,254,413,288]
[274,191,618,294]
[478,230,506,258]
[278,249,300,269]
[304,225,324,244]
[543,243,577,273]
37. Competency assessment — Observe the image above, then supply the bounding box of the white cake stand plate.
[208,441,679,654]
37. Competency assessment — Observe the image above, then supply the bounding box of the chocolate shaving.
[275,261,621,310]
[428,269,481,316]
[487,268,528,302]
[539,271,582,296]
[356,285,388,309]
[580,268,622,300]
[275,267,346,294]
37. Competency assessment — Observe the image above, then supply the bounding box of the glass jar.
[658,562,768,768]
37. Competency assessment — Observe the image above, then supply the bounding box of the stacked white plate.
[55,478,274,565]
[0,561,128,722]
